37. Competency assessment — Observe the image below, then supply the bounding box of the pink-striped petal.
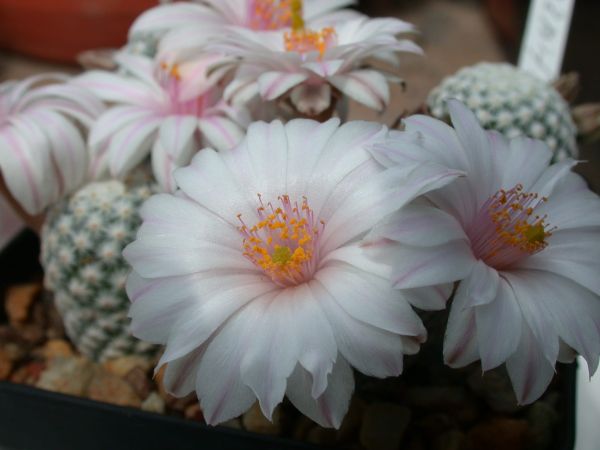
[257,72,308,101]
[329,70,390,111]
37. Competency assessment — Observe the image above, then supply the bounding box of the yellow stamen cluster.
[284,27,337,57]
[249,0,293,30]
[488,184,552,256]
[159,61,181,80]
[238,195,323,286]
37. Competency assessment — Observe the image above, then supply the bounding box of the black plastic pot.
[0,231,577,450]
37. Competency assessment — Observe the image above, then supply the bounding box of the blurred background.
[0,1,599,450]
[2,0,595,187]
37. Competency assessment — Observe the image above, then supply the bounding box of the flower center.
[468,184,554,269]
[282,0,337,58]
[238,194,324,287]
[248,0,293,30]
[156,62,208,117]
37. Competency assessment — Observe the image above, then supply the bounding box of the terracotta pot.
[0,0,158,64]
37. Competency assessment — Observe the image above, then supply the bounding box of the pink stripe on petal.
[1,128,42,212]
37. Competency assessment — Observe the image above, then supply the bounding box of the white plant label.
[518,0,575,82]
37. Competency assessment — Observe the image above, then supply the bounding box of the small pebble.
[103,355,152,378]
[87,368,141,408]
[0,348,13,380]
[37,339,74,360]
[37,356,95,396]
[242,403,282,436]
[5,284,40,325]
[184,403,204,422]
[124,367,152,399]
[141,391,166,414]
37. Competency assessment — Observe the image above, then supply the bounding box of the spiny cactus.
[427,62,578,161]
[41,171,158,362]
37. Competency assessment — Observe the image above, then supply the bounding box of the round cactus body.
[41,175,158,362]
[427,63,578,161]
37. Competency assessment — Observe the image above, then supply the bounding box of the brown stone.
[11,361,46,385]
[17,324,45,345]
[0,348,13,380]
[124,367,152,399]
[184,403,204,422]
[37,357,95,396]
[242,403,282,435]
[141,392,166,414]
[466,418,529,450]
[37,339,74,360]
[5,283,41,325]
[360,403,411,450]
[87,369,142,408]
[103,355,152,378]
[1,342,26,361]
[45,301,66,339]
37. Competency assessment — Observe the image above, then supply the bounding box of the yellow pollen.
[272,245,293,265]
[290,0,304,31]
[469,184,559,270]
[284,27,337,58]
[160,62,181,80]
[238,194,323,287]
[250,0,294,30]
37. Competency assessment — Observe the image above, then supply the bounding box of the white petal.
[74,71,160,107]
[370,204,468,248]
[89,106,153,148]
[321,162,464,253]
[447,100,497,203]
[195,302,264,425]
[0,120,53,214]
[316,263,425,337]
[238,293,298,419]
[257,72,308,101]
[130,3,220,36]
[158,278,277,365]
[500,136,553,190]
[174,148,258,225]
[108,117,161,178]
[329,70,390,111]
[506,270,600,376]
[162,347,205,397]
[285,284,337,398]
[124,234,254,279]
[502,271,560,365]
[159,115,199,160]
[519,229,600,295]
[403,284,453,311]
[443,282,480,368]
[369,240,475,289]
[198,116,244,151]
[462,259,500,309]
[151,140,179,193]
[312,280,411,378]
[506,322,556,405]
[286,357,354,429]
[114,52,160,91]
[475,277,522,371]
[27,109,87,197]
[303,60,344,78]
[218,120,288,199]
